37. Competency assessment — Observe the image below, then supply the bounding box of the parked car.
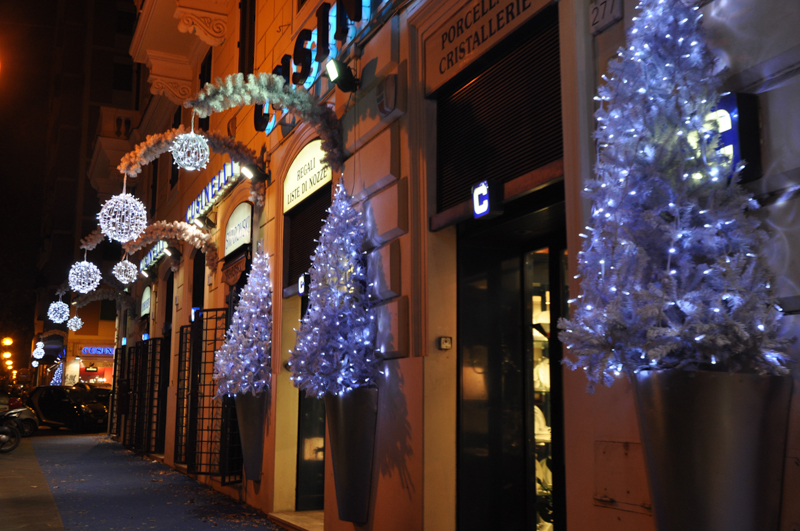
[0,407,38,436]
[27,386,108,432]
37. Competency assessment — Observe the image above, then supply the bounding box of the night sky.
[0,1,59,362]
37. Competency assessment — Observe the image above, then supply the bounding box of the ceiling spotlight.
[326,58,359,93]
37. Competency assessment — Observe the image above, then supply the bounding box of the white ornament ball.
[113,259,138,284]
[36,342,44,349]
[169,132,209,171]
[32,343,44,360]
[31,360,39,368]
[48,301,70,323]
[97,193,148,243]
[69,260,102,294]
[67,316,84,332]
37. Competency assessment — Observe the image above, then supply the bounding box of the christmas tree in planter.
[289,180,379,524]
[558,1,793,529]
[213,242,272,480]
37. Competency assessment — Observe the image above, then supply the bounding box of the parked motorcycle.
[0,424,20,453]
[0,407,39,437]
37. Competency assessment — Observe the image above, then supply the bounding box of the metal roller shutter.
[436,4,561,213]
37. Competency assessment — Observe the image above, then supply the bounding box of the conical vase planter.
[324,387,378,524]
[234,392,269,481]
[633,370,792,531]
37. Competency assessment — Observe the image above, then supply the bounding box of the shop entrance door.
[457,195,567,531]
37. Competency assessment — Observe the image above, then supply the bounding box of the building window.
[113,62,133,92]
[100,299,117,321]
[198,50,212,131]
[239,0,256,75]
[284,183,332,287]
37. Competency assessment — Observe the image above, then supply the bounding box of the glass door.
[458,237,567,531]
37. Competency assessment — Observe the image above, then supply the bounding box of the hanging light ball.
[32,346,45,359]
[113,259,138,284]
[67,315,84,332]
[169,131,209,171]
[69,260,102,294]
[31,360,39,368]
[98,193,148,243]
[36,341,44,349]
[48,301,70,323]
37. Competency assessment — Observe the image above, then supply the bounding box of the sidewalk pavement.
[1,433,282,531]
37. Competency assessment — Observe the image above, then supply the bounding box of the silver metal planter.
[325,387,379,524]
[633,370,793,531]
[234,391,269,482]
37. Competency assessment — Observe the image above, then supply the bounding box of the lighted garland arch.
[117,126,260,179]
[122,221,219,270]
[185,72,344,172]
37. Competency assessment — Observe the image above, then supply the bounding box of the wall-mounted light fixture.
[192,212,217,229]
[241,164,271,185]
[164,246,182,261]
[326,58,359,93]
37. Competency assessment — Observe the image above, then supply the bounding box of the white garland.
[186,72,344,172]
[80,228,105,251]
[123,221,219,270]
[117,126,260,179]
[74,287,135,312]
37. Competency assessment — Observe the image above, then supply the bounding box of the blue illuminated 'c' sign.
[472,181,490,218]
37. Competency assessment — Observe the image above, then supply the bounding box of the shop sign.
[139,240,168,273]
[283,140,332,213]
[425,0,545,94]
[141,286,151,316]
[185,162,241,224]
[224,202,253,257]
[472,180,503,219]
[81,347,114,356]
[257,1,372,136]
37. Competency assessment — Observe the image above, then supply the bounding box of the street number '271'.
[590,0,623,35]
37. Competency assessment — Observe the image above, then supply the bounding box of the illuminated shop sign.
[257,1,372,136]
[283,140,332,213]
[185,162,241,224]
[141,286,151,316]
[81,347,114,356]
[472,180,503,219]
[139,240,168,273]
[224,202,253,257]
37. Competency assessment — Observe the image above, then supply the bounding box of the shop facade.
[93,0,800,530]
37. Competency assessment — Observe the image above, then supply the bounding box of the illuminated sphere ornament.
[47,300,69,324]
[36,342,44,349]
[31,360,39,368]
[67,315,84,332]
[169,130,209,171]
[69,260,101,294]
[97,193,148,243]
[32,346,45,359]
[113,259,138,284]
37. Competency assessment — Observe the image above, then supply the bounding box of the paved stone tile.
[32,435,279,531]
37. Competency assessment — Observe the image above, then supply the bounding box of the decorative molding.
[174,6,228,46]
[145,50,194,105]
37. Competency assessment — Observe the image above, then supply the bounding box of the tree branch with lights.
[557,0,792,391]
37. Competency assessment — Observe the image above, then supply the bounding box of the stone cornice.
[174,2,229,47]
[145,50,194,105]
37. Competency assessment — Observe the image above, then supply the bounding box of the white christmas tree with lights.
[558,0,792,391]
[288,181,379,398]
[213,243,272,397]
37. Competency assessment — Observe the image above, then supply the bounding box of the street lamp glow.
[2,337,13,346]
[4,360,12,366]
[2,352,10,359]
